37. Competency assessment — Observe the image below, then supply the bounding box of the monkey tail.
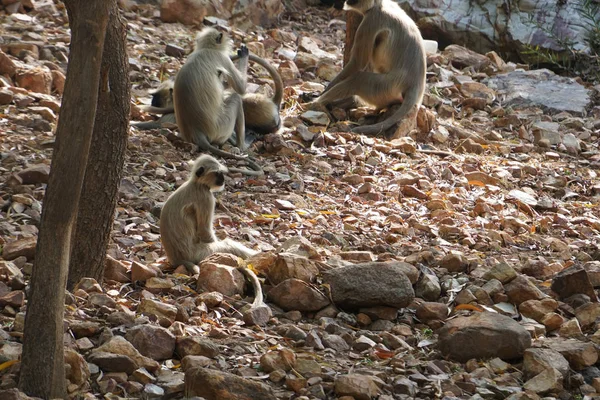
[232,54,283,108]
[142,105,175,114]
[352,82,424,136]
[196,134,264,176]
[238,266,265,307]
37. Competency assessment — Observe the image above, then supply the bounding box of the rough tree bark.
[68,2,131,290]
[18,1,112,398]
[343,11,363,66]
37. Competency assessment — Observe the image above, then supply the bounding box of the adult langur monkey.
[174,27,263,176]
[308,0,426,137]
[160,155,271,325]
[134,54,283,136]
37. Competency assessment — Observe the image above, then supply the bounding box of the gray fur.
[316,0,426,136]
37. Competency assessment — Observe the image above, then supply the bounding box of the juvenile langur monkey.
[132,79,177,130]
[174,27,263,176]
[309,0,426,137]
[134,54,283,136]
[160,155,270,323]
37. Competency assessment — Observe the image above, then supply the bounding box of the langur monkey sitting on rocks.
[160,154,271,325]
[309,0,426,137]
[174,27,262,176]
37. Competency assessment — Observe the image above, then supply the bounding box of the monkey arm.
[322,17,376,95]
[225,48,249,95]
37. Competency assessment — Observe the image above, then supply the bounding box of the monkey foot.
[243,304,272,326]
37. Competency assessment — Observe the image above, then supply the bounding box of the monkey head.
[343,0,375,13]
[150,79,174,108]
[189,155,228,192]
[194,27,232,53]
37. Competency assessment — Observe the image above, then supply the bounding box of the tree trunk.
[18,1,112,398]
[68,2,130,290]
[343,11,363,66]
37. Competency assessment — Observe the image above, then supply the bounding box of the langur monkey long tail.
[174,27,263,176]
[136,53,283,136]
[160,155,270,324]
[310,0,426,137]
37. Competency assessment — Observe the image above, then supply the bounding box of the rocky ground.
[1,1,600,400]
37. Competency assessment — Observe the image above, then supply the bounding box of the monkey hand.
[237,44,249,58]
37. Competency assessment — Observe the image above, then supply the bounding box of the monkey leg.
[317,72,401,110]
[219,91,246,151]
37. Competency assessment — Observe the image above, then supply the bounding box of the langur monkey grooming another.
[174,27,263,176]
[134,54,283,136]
[160,155,271,324]
[311,0,426,137]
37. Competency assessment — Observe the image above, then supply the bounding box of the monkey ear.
[195,167,205,177]
[216,33,223,43]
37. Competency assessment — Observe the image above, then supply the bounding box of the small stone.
[260,349,296,373]
[518,299,558,322]
[334,374,381,400]
[138,299,178,326]
[545,338,598,370]
[439,252,469,273]
[559,318,583,339]
[523,368,563,394]
[483,263,517,284]
[438,312,531,361]
[125,325,176,361]
[541,312,565,332]
[181,355,212,371]
[353,335,377,351]
[523,348,570,380]
[300,110,329,126]
[504,275,544,305]
[268,278,330,311]
[197,262,245,297]
[165,43,185,57]
[184,367,277,399]
[551,265,598,302]
[415,302,448,321]
[2,237,37,261]
[175,336,220,359]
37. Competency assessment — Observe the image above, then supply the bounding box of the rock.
[2,237,36,261]
[0,88,14,105]
[339,251,376,262]
[300,110,329,126]
[125,325,176,361]
[51,70,65,94]
[523,368,563,395]
[185,367,277,399]
[175,336,219,358]
[64,348,90,388]
[575,303,600,328]
[334,374,381,400]
[459,81,495,103]
[322,333,350,351]
[131,261,160,282]
[87,351,137,374]
[93,335,159,372]
[439,252,468,272]
[104,255,130,283]
[438,312,531,361]
[483,263,517,284]
[545,339,598,370]
[165,43,185,58]
[160,0,208,25]
[0,50,18,76]
[137,299,178,326]
[541,312,565,331]
[69,321,101,338]
[267,253,320,285]
[322,262,414,309]
[353,335,377,351]
[486,69,591,116]
[559,318,583,339]
[415,273,442,301]
[562,133,581,155]
[504,275,544,305]
[443,44,491,70]
[88,293,116,309]
[260,349,296,372]
[197,262,245,297]
[181,355,212,371]
[15,66,52,94]
[518,299,558,322]
[393,377,417,396]
[415,302,448,321]
[268,278,330,311]
[523,348,570,380]
[551,264,598,302]
[0,261,23,282]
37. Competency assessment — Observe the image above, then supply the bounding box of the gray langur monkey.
[174,27,263,176]
[134,54,283,136]
[309,0,426,137]
[160,155,271,324]
[131,78,177,130]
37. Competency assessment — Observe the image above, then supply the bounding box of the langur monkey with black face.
[309,0,426,137]
[134,54,283,136]
[160,155,271,324]
[132,79,177,130]
[174,27,263,176]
